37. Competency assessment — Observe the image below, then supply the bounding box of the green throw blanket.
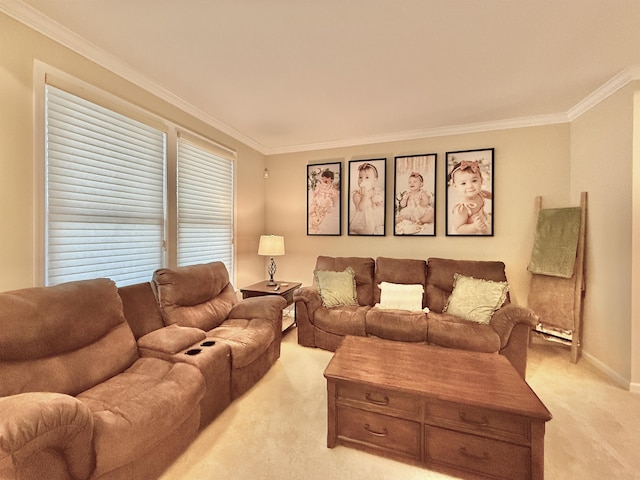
[528,207,581,278]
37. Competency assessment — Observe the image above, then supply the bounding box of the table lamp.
[258,235,285,286]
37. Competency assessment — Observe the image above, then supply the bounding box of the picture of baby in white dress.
[307,163,341,235]
[394,154,436,236]
[348,159,386,235]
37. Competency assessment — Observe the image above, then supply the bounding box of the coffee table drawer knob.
[364,424,389,437]
[459,412,489,427]
[365,392,389,406]
[459,446,490,462]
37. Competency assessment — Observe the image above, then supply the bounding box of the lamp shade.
[258,235,285,256]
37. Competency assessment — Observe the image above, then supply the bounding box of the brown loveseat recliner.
[294,256,538,378]
[131,262,286,404]
[0,278,205,480]
[0,261,286,480]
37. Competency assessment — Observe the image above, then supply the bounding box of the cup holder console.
[184,340,216,356]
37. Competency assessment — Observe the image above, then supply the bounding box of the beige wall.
[265,124,571,307]
[2,11,638,389]
[634,89,640,391]
[0,12,266,291]
[570,82,637,385]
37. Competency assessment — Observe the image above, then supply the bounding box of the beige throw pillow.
[314,267,358,307]
[376,282,426,311]
[444,273,508,324]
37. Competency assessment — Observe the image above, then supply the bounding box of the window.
[45,85,166,286]
[177,135,234,277]
[39,67,236,287]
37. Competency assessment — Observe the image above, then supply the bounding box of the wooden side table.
[239,280,301,331]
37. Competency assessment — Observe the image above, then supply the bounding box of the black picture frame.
[445,148,494,236]
[348,158,386,236]
[307,162,342,236]
[393,154,437,236]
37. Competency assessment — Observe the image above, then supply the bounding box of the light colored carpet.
[159,330,640,479]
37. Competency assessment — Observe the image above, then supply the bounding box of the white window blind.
[45,84,166,286]
[177,136,234,277]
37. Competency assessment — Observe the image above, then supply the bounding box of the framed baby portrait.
[445,148,494,236]
[307,162,342,236]
[393,153,437,236]
[348,158,386,236]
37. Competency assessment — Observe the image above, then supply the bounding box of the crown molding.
[568,65,640,121]
[264,113,570,155]
[2,0,638,156]
[0,0,268,154]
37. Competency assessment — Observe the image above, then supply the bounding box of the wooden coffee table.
[324,336,552,480]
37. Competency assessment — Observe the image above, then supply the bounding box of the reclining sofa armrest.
[138,324,207,356]
[292,286,322,313]
[293,286,322,347]
[490,304,539,349]
[0,392,95,480]
[229,295,287,324]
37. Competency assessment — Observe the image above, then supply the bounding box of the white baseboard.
[582,350,635,392]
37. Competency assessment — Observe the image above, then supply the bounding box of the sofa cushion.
[77,357,205,477]
[426,257,509,313]
[314,267,358,307]
[313,305,369,337]
[118,281,166,339]
[138,324,207,355]
[315,256,375,306]
[374,257,427,305]
[444,274,509,324]
[0,279,139,397]
[153,262,237,331]
[207,318,277,369]
[427,312,501,353]
[377,282,425,311]
[366,308,428,342]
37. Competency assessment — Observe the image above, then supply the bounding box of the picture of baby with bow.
[307,163,341,235]
[348,159,386,235]
[446,150,493,236]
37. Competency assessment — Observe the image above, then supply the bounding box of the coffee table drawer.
[425,426,530,480]
[337,405,421,459]
[426,401,530,444]
[337,383,420,417]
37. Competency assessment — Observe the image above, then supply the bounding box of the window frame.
[34,61,237,286]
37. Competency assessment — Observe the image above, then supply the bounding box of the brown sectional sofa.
[0,262,285,480]
[294,256,538,378]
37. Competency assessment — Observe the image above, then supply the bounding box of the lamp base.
[266,257,277,286]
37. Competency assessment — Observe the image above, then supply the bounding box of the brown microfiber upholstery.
[138,324,207,355]
[208,319,276,369]
[77,358,205,478]
[427,311,501,353]
[366,308,428,342]
[151,262,286,402]
[374,257,427,306]
[0,277,208,480]
[295,256,537,378]
[314,305,369,337]
[426,257,509,313]
[153,262,237,330]
[0,279,138,397]
[315,256,375,306]
[118,281,165,339]
[0,392,95,480]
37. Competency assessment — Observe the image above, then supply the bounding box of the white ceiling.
[5,0,640,154]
